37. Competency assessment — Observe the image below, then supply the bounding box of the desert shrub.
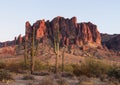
[27,82,34,85]
[0,61,6,69]
[34,60,49,71]
[72,64,81,76]
[99,74,108,82]
[6,62,21,72]
[22,74,35,80]
[58,64,74,73]
[19,61,31,70]
[19,60,49,71]
[108,65,120,80]
[0,69,13,81]
[39,76,58,85]
[57,79,69,85]
[6,61,30,72]
[33,71,50,76]
[77,75,91,85]
[64,65,74,73]
[73,58,111,77]
[5,60,49,73]
[108,77,120,85]
[61,72,74,78]
[54,73,62,79]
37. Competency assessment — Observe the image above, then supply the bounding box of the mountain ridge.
[0,16,120,52]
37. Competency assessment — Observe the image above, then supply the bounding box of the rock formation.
[25,16,101,48]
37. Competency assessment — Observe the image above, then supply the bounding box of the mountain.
[101,33,120,51]
[0,16,120,63]
[25,16,101,49]
[0,16,120,53]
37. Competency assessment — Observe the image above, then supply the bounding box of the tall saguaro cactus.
[54,24,60,73]
[62,46,65,72]
[30,27,35,74]
[24,37,27,67]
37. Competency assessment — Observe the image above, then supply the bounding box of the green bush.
[108,65,120,79]
[64,65,74,73]
[18,60,49,71]
[34,60,49,71]
[4,60,49,73]
[72,64,81,76]
[73,58,111,77]
[59,64,74,73]
[0,69,13,81]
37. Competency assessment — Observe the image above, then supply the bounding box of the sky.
[0,0,120,42]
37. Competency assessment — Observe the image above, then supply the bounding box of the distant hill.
[101,33,120,51]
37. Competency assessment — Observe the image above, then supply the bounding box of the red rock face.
[25,16,101,47]
[34,20,46,39]
[76,22,101,46]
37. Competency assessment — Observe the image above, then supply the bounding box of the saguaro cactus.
[62,46,65,72]
[30,27,35,74]
[24,37,27,67]
[35,39,39,56]
[54,24,60,73]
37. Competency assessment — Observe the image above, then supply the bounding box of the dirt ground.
[0,72,118,85]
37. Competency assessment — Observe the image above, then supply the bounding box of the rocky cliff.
[25,16,101,48]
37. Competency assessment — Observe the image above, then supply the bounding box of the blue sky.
[0,0,120,42]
